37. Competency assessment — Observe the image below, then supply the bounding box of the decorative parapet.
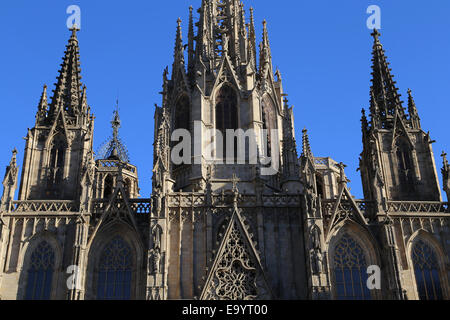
[314,157,340,171]
[96,159,137,174]
[9,200,78,213]
[91,198,152,215]
[321,199,374,218]
[166,192,301,208]
[386,201,449,214]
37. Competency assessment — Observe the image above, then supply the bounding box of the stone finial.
[338,162,348,184]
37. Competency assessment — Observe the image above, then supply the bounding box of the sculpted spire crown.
[96,102,130,163]
[369,29,404,128]
[49,27,84,119]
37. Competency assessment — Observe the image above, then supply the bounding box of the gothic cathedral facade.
[0,0,449,300]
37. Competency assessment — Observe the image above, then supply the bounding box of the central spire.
[97,101,130,163]
[49,25,84,119]
[369,29,405,128]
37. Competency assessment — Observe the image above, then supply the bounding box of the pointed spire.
[407,88,421,129]
[173,17,185,72]
[361,108,368,132]
[248,7,257,70]
[49,26,83,119]
[369,29,404,128]
[36,84,48,123]
[282,98,300,180]
[259,19,272,76]
[96,101,130,163]
[302,128,313,159]
[188,6,195,74]
[80,85,89,116]
[442,151,449,173]
[442,151,449,196]
[9,148,17,168]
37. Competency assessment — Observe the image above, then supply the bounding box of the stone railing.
[387,201,449,214]
[96,160,137,173]
[320,199,374,217]
[128,199,152,214]
[91,198,152,215]
[166,192,301,208]
[10,200,78,213]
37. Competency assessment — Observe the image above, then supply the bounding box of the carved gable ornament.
[200,209,272,300]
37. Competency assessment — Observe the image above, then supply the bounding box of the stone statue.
[150,248,161,274]
[310,227,323,274]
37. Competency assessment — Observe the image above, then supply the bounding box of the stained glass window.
[25,241,55,300]
[333,233,372,300]
[97,236,133,300]
[412,239,443,300]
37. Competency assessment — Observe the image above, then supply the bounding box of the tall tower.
[95,105,139,200]
[153,0,301,194]
[359,29,442,204]
[151,0,306,300]
[18,26,94,201]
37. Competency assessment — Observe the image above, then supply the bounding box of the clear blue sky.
[1,0,449,200]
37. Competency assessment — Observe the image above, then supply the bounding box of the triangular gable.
[327,184,368,236]
[87,182,140,247]
[173,64,191,97]
[212,55,242,94]
[46,109,70,146]
[200,208,273,300]
[391,109,414,149]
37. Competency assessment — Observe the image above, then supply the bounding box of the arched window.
[333,233,371,300]
[262,96,276,157]
[124,178,131,198]
[411,239,443,300]
[174,96,190,131]
[216,85,238,158]
[103,175,114,199]
[395,139,414,193]
[25,241,55,300]
[97,236,133,300]
[46,136,66,198]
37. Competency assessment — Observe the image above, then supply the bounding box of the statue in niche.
[310,226,323,274]
[150,248,161,274]
[152,225,162,251]
[150,225,162,274]
[152,189,162,216]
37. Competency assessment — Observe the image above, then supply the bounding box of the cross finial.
[371,28,380,40]
[69,23,80,39]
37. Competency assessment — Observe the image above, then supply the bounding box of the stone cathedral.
[0,0,449,300]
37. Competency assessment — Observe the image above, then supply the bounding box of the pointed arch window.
[395,139,414,190]
[47,136,66,197]
[411,239,443,300]
[262,96,276,158]
[96,236,133,300]
[332,233,372,300]
[174,95,190,131]
[25,241,55,300]
[172,96,191,168]
[103,175,114,199]
[124,178,132,198]
[216,85,238,158]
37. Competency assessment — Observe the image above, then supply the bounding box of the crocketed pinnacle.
[49,25,83,118]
